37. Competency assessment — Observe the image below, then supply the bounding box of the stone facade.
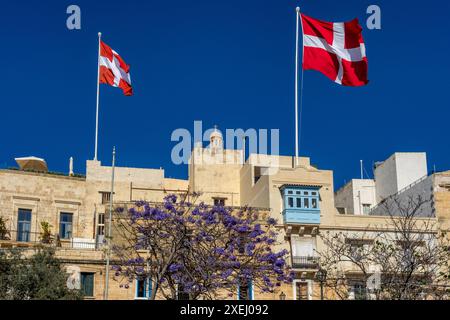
[1,140,448,300]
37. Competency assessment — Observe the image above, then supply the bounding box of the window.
[97,213,105,236]
[17,208,32,242]
[288,197,294,208]
[238,278,253,300]
[213,198,226,206]
[254,166,269,184]
[80,272,95,297]
[304,198,310,208]
[295,281,309,300]
[100,192,111,204]
[351,282,367,300]
[281,187,320,211]
[362,204,371,215]
[346,239,372,262]
[136,278,152,299]
[238,234,246,254]
[59,212,73,239]
[350,244,364,261]
[292,237,316,257]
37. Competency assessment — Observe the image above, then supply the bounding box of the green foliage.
[0,217,10,240]
[0,246,83,300]
[39,221,53,244]
[6,167,86,178]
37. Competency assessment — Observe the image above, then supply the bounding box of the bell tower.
[209,125,223,151]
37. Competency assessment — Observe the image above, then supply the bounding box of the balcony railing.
[292,256,319,269]
[0,230,102,250]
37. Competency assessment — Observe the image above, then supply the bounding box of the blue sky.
[1,0,449,189]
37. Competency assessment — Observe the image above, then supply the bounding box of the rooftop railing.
[0,230,102,250]
[369,174,429,215]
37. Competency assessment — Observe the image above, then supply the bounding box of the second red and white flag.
[301,13,368,86]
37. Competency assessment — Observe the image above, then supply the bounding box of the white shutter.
[292,237,315,256]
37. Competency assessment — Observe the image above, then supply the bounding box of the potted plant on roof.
[0,217,10,240]
[39,221,53,244]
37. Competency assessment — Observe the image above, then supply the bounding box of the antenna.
[360,160,363,179]
[69,157,74,176]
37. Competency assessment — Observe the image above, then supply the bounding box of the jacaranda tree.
[112,194,293,300]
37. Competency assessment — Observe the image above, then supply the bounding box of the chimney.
[69,157,74,176]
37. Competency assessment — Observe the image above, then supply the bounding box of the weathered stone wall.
[434,171,450,232]
[0,169,89,238]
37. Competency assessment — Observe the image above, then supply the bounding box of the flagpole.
[294,7,300,166]
[94,32,102,161]
[295,7,305,167]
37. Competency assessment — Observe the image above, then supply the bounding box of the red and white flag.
[99,40,133,96]
[301,14,368,86]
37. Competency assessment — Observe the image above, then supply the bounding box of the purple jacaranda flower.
[136,267,144,274]
[135,200,146,207]
[221,269,233,279]
[164,194,177,203]
[115,207,125,213]
[245,243,256,255]
[168,263,182,273]
[236,225,250,233]
[275,259,285,267]
[214,247,226,255]
[273,267,283,274]
[164,202,174,211]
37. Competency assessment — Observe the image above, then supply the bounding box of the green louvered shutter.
[81,273,94,297]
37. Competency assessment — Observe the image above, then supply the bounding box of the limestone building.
[0,133,448,300]
[333,152,450,299]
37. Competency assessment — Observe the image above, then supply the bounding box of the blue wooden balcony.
[280,185,321,225]
[282,208,320,224]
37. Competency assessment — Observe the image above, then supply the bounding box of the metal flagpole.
[94,32,102,161]
[360,160,364,179]
[104,146,116,300]
[295,7,305,167]
[298,7,305,163]
[294,8,300,166]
